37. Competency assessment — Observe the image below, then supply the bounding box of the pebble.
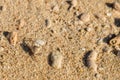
[72,0,78,7]
[86,27,93,32]
[114,1,120,12]
[50,51,63,69]
[0,46,4,52]
[80,13,90,23]
[87,51,98,73]
[9,31,18,46]
[19,19,26,29]
[52,4,59,13]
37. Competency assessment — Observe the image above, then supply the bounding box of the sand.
[0,0,120,80]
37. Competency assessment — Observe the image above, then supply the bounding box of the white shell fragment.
[34,39,46,47]
[32,39,46,54]
[87,51,98,73]
[50,51,63,69]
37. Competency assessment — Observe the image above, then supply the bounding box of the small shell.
[50,51,63,69]
[9,31,18,46]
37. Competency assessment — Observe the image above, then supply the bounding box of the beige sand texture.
[0,0,120,80]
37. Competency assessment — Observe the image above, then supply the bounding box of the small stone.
[86,27,93,32]
[72,0,78,7]
[52,4,59,13]
[19,19,26,29]
[50,51,63,69]
[9,31,18,46]
[106,12,112,17]
[114,1,120,12]
[33,47,41,54]
[0,46,4,52]
[81,48,86,51]
[80,13,90,23]
[86,51,98,73]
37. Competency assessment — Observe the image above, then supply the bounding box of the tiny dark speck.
[0,6,3,10]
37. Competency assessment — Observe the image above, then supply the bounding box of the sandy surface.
[0,0,120,80]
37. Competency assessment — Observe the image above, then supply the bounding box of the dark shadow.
[47,52,52,66]
[106,3,114,8]
[20,40,33,56]
[45,19,48,27]
[103,34,116,44]
[77,13,83,19]
[0,6,3,11]
[56,47,60,52]
[114,18,120,27]
[66,1,72,10]
[112,49,120,56]
[3,31,9,37]
[3,31,10,42]
[83,51,92,67]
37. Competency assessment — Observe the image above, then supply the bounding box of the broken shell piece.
[114,1,120,12]
[34,39,46,47]
[9,31,18,46]
[87,51,98,73]
[80,13,90,23]
[32,39,46,54]
[49,51,63,69]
